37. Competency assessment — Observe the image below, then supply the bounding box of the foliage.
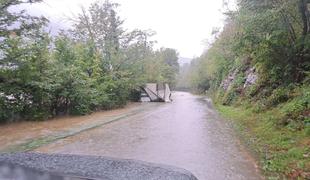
[216,102,310,179]
[186,0,309,92]
[0,0,179,122]
[279,86,310,129]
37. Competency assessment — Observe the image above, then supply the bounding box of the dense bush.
[279,86,310,128]
[266,87,290,107]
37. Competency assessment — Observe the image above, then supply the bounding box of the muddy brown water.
[33,92,262,180]
[0,103,142,150]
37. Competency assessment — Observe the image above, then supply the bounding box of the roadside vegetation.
[0,0,179,122]
[180,0,310,179]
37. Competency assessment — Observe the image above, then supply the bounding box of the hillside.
[184,0,310,179]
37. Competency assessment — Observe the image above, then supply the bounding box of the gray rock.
[244,67,257,88]
[220,69,238,91]
[0,153,198,180]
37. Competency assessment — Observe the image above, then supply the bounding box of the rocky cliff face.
[220,67,258,92]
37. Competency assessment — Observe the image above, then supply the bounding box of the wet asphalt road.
[36,92,262,180]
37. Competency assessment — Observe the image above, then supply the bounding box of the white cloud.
[23,0,236,57]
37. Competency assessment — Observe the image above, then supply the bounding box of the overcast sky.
[23,0,236,58]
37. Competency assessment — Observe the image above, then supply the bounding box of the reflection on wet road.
[36,92,262,180]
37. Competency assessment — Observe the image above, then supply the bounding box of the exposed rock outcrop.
[220,67,258,91]
[220,69,239,91]
[244,67,258,88]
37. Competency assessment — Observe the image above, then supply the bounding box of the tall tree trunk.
[299,0,310,36]
[295,0,310,81]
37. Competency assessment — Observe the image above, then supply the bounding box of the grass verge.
[215,103,310,179]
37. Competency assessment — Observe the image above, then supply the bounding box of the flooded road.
[0,103,145,152]
[35,92,262,180]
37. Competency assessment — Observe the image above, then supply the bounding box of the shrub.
[222,90,239,105]
[266,87,290,107]
[279,86,310,129]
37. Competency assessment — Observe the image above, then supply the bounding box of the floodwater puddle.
[0,103,146,152]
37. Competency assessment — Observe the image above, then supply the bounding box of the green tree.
[0,0,181,122]
[0,0,51,121]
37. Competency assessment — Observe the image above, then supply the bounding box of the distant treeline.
[0,0,179,122]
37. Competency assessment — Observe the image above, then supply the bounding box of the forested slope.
[184,0,310,179]
[0,0,179,122]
